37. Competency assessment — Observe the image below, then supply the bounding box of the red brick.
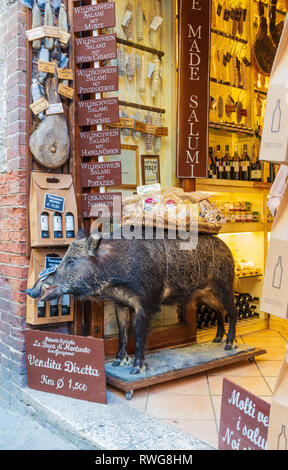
[0,231,26,243]
[0,253,29,267]
[0,264,29,279]
[0,193,26,207]
[7,157,27,172]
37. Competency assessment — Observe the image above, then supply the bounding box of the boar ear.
[86,231,102,257]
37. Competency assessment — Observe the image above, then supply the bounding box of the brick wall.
[0,0,28,405]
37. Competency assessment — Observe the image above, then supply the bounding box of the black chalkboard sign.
[44,193,65,212]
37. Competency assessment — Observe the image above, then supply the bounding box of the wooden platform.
[105,341,266,400]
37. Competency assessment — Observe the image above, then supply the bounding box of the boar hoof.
[130,362,148,375]
[112,356,131,367]
[224,343,233,351]
[213,336,222,343]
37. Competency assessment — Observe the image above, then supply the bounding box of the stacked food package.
[122,184,226,234]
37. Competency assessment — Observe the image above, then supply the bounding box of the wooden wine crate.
[26,248,74,325]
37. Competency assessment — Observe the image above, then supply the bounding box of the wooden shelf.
[237,274,263,279]
[220,222,265,234]
[196,178,271,191]
[209,121,254,136]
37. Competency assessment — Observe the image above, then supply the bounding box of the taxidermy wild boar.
[26,232,237,375]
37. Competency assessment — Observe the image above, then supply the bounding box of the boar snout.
[25,275,60,302]
[25,279,44,298]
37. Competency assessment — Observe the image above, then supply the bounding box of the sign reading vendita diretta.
[24,330,106,404]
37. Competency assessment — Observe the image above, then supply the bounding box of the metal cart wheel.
[125,390,134,400]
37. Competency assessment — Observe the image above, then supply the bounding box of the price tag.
[147,62,155,78]
[26,26,45,41]
[38,60,56,74]
[58,83,74,99]
[149,16,163,31]
[43,25,60,38]
[57,68,74,80]
[135,120,147,132]
[30,97,49,115]
[58,30,70,45]
[145,124,157,135]
[44,193,65,212]
[120,117,134,129]
[155,126,168,137]
[46,102,64,115]
[121,9,133,27]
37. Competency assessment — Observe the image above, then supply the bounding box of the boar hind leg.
[130,306,151,375]
[193,287,227,344]
[211,286,237,350]
[221,292,237,351]
[112,304,132,367]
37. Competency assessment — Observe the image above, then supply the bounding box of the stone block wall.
[0,0,29,406]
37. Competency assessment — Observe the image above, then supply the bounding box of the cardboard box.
[26,248,74,325]
[261,184,288,318]
[29,172,78,247]
[259,15,288,165]
[267,348,288,449]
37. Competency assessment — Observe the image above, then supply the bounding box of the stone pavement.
[18,387,213,450]
[0,400,80,450]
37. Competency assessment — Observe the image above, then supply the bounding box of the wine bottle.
[216,145,224,179]
[61,294,70,316]
[223,145,232,180]
[232,145,240,180]
[277,425,287,450]
[40,211,49,239]
[65,212,75,238]
[251,155,262,182]
[53,212,63,239]
[241,144,251,181]
[37,299,45,318]
[271,99,281,133]
[50,298,59,317]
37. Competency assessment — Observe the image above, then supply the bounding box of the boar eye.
[66,258,76,267]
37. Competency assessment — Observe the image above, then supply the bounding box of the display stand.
[105,341,266,400]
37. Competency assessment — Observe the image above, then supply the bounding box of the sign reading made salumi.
[75,34,117,64]
[24,330,106,404]
[218,378,270,450]
[77,98,119,126]
[79,129,121,157]
[80,161,122,187]
[73,2,116,32]
[177,0,211,179]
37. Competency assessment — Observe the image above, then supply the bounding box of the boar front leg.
[112,304,132,367]
[130,306,151,375]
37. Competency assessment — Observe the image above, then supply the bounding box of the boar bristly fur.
[26,232,237,375]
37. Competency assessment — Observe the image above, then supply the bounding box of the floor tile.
[207,375,272,396]
[146,395,214,420]
[211,395,222,420]
[107,385,149,411]
[255,360,283,377]
[207,360,261,377]
[242,330,282,337]
[164,419,218,449]
[149,373,209,396]
[265,377,278,393]
[242,336,287,347]
[253,347,286,361]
